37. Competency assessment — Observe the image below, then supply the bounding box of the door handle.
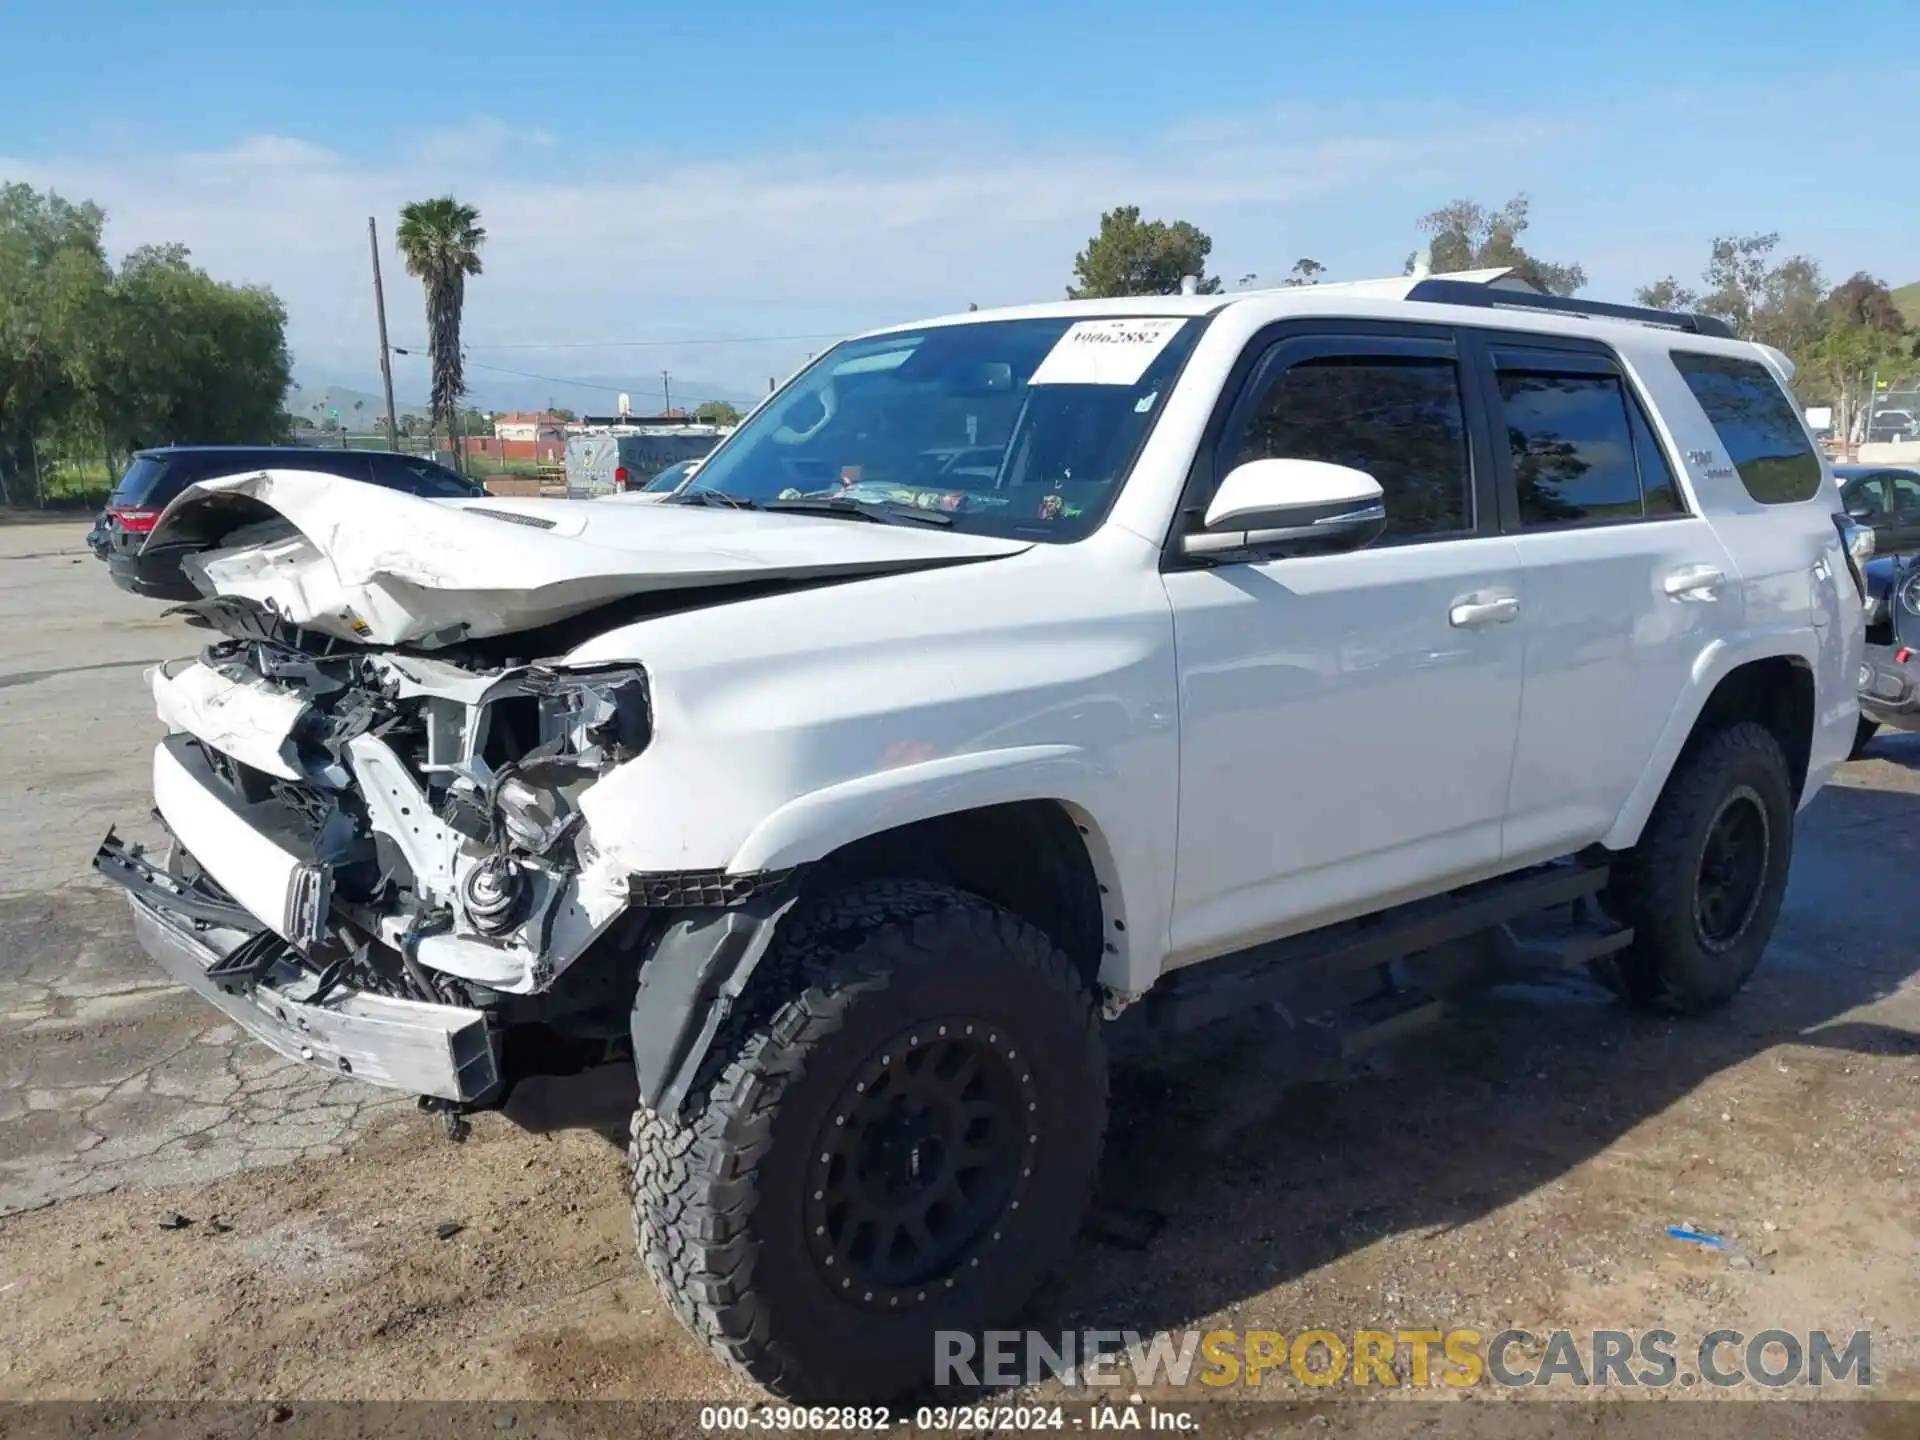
[1449,594,1520,628]
[1662,564,1725,599]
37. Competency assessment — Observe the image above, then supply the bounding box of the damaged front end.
[95,604,676,1107]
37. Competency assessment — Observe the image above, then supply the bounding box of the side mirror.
[1183,458,1386,558]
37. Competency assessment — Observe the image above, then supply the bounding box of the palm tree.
[395,197,485,458]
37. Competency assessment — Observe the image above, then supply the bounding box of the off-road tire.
[1594,721,1795,1014]
[1850,718,1880,760]
[628,879,1107,1401]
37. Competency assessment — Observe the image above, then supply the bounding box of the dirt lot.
[1,519,1915,1422]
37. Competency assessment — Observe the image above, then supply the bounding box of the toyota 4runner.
[96,269,1868,1401]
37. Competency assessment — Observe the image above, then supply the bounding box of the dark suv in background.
[101,446,485,596]
[1837,464,1920,559]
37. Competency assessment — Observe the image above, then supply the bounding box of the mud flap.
[629,891,797,1118]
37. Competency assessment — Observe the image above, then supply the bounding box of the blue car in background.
[1837,464,1920,558]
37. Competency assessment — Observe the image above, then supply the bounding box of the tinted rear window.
[1671,351,1822,504]
[372,455,477,497]
[109,457,172,506]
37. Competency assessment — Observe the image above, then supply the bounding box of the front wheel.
[629,880,1107,1401]
[1595,722,1796,1014]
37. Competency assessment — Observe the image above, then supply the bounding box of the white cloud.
[405,118,556,169]
[1,111,1549,399]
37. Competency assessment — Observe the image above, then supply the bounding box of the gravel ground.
[0,519,1914,1426]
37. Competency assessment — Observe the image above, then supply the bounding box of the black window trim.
[1160,319,1498,568]
[1458,328,1695,535]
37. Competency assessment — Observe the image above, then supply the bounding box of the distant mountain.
[285,383,428,426]
[288,369,763,423]
[1894,282,1920,328]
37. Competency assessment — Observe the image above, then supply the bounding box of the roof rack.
[1404,277,1737,340]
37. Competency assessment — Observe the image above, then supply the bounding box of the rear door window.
[1497,371,1643,526]
[1671,351,1822,503]
[1486,346,1690,528]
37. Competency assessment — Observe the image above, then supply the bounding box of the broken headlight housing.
[483,665,648,859]
[431,664,649,864]
[494,775,570,853]
[520,665,651,770]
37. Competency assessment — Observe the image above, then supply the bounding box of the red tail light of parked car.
[109,506,161,534]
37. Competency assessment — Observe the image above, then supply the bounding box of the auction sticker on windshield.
[1028,317,1188,387]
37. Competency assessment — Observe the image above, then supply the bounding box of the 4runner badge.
[1688,448,1736,480]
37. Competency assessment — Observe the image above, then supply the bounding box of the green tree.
[0,185,111,488]
[1280,258,1326,287]
[1801,319,1916,443]
[91,243,291,452]
[547,405,577,422]
[1639,232,1824,351]
[1828,272,1908,333]
[396,196,485,452]
[693,399,742,426]
[1407,194,1586,296]
[1068,206,1222,298]
[1637,233,1835,406]
[1,185,291,497]
[1633,276,1701,313]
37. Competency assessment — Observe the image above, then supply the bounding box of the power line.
[394,330,846,353]
[451,355,744,409]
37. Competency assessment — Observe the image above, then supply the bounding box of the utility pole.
[661,371,672,414]
[367,217,400,450]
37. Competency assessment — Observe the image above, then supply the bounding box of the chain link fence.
[0,427,565,517]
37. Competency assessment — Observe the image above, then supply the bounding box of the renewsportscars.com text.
[935,1327,1872,1390]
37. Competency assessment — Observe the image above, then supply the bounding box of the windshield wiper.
[669,489,759,509]
[760,496,954,528]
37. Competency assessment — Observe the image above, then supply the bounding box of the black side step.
[1496,913,1635,974]
[1126,860,1611,1037]
[1301,988,1446,1061]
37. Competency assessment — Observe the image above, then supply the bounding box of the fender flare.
[630,746,1135,1119]
[1601,632,1818,851]
[726,744,1119,873]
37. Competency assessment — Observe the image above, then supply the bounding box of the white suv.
[99,269,1866,1401]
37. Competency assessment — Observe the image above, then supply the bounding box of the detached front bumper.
[1860,644,1920,731]
[95,834,501,1103]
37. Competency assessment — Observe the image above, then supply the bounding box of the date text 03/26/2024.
[698,1404,1198,1431]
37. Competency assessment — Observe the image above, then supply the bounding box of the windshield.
[679,315,1202,540]
[645,459,694,492]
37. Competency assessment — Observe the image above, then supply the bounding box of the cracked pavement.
[0,522,403,1218]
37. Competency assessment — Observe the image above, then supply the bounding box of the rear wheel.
[1595,722,1795,1014]
[629,880,1107,1401]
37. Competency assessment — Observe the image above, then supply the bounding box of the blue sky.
[4,0,1916,408]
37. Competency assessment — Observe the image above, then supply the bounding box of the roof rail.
[1404,277,1737,339]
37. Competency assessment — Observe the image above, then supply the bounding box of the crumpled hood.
[144,469,1031,647]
